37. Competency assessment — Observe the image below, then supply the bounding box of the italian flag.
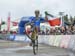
[46,15,61,26]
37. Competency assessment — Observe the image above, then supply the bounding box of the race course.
[0,40,75,56]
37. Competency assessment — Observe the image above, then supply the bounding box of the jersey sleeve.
[29,16,35,22]
[40,17,46,22]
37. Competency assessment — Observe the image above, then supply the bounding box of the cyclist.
[24,10,48,55]
[28,10,48,45]
[25,10,48,47]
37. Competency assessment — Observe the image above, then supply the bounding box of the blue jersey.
[18,16,45,34]
[29,17,45,27]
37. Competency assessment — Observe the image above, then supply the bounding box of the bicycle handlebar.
[25,21,34,26]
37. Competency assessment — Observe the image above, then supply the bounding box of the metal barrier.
[0,34,9,40]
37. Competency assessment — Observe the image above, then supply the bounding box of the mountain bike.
[25,23,38,55]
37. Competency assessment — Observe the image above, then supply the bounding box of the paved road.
[0,41,75,56]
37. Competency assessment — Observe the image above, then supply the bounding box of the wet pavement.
[0,40,75,56]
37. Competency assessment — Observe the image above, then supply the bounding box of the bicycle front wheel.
[32,39,38,55]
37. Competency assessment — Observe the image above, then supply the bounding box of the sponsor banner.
[38,35,45,43]
[9,34,74,51]
[73,41,75,51]
[60,35,71,48]
[9,34,15,40]
[53,35,62,47]
[68,35,75,50]
[38,35,42,43]
[49,35,56,46]
[72,35,75,51]
[14,35,26,41]
[25,35,31,42]
[42,35,46,44]
[44,35,50,45]
[14,35,31,42]
[38,35,75,50]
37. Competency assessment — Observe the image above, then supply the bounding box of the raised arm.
[45,11,48,21]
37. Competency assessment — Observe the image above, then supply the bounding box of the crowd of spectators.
[39,25,75,35]
[0,30,17,34]
[1,25,75,35]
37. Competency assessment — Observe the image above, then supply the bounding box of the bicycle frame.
[25,23,38,55]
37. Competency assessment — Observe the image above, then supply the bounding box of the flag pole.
[7,12,11,33]
[59,12,64,27]
[0,18,2,31]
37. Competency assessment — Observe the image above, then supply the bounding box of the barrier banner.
[25,35,31,42]
[14,35,26,41]
[38,35,75,51]
[68,35,75,50]
[14,35,31,42]
[43,35,46,43]
[9,34,15,40]
[38,35,41,43]
[8,35,75,51]
[49,35,56,46]
[38,35,45,43]
[53,35,62,47]
[73,41,75,51]
[44,35,50,45]
[72,35,75,51]
[60,35,71,48]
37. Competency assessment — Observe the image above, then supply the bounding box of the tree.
[63,14,71,26]
[70,16,74,25]
[74,16,75,20]
[72,16,75,26]
[0,21,6,31]
[1,21,5,25]
[64,14,69,23]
